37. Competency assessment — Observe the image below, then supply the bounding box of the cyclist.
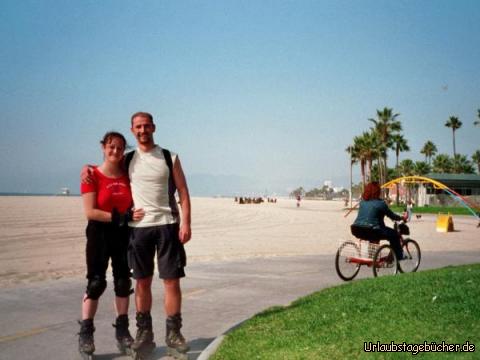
[351,182,407,260]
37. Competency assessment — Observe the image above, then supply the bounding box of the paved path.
[1,250,479,360]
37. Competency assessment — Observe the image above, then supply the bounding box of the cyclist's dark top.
[353,199,402,229]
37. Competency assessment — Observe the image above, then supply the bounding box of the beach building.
[417,173,480,206]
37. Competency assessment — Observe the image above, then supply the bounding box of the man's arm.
[80,165,96,184]
[172,156,191,244]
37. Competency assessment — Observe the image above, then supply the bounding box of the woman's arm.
[82,192,145,223]
[82,192,112,222]
[382,201,403,221]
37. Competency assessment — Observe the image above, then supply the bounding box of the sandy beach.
[0,196,479,288]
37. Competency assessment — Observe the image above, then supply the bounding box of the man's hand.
[179,223,191,244]
[80,165,95,184]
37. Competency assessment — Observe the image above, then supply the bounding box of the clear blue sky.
[1,0,479,195]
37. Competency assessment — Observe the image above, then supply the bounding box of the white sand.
[0,196,478,288]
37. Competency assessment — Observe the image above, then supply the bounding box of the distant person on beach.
[350,182,407,260]
[79,131,145,358]
[82,112,191,359]
[296,194,301,207]
[406,200,413,222]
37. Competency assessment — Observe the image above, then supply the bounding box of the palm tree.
[368,107,402,185]
[352,131,380,186]
[398,159,415,177]
[432,154,453,173]
[445,116,462,158]
[453,154,475,174]
[472,150,480,174]
[391,134,410,169]
[414,161,431,176]
[390,134,409,204]
[420,141,438,164]
[345,145,357,206]
[398,159,415,202]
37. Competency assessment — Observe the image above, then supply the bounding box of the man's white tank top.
[128,145,179,227]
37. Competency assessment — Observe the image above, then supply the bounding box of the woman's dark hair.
[362,182,381,201]
[100,131,127,149]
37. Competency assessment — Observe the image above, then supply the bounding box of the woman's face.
[102,136,125,164]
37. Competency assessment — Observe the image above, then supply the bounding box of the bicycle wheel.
[373,244,398,277]
[335,241,361,281]
[398,239,421,273]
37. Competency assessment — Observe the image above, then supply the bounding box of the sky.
[1,0,479,196]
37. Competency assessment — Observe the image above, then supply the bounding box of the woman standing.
[79,132,144,358]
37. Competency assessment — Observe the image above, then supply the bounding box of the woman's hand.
[132,208,145,221]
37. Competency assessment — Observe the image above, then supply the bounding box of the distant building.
[417,173,480,206]
[58,187,70,196]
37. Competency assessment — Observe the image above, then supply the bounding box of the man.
[127,112,192,359]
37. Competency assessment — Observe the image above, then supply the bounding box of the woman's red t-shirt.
[80,167,132,213]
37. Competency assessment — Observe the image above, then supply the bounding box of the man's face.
[131,116,155,145]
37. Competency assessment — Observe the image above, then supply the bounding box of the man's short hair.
[131,112,154,126]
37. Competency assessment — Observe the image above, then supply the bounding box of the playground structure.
[382,176,480,222]
[344,176,479,231]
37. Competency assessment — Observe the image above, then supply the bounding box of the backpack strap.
[124,150,135,175]
[162,149,174,180]
[162,148,177,193]
[162,148,179,219]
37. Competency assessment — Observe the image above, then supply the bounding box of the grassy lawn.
[389,205,478,216]
[211,264,480,359]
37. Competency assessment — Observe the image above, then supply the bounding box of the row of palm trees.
[347,107,480,188]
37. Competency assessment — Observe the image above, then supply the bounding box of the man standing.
[127,112,191,359]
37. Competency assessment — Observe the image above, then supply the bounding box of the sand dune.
[0,196,478,288]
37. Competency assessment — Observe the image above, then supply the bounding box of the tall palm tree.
[472,150,480,174]
[345,145,358,206]
[420,141,438,164]
[368,107,402,185]
[445,116,462,158]
[390,134,409,204]
[398,159,415,203]
[352,131,379,186]
[351,136,366,187]
[432,154,453,173]
[391,134,410,169]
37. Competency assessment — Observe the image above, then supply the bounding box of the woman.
[78,132,144,358]
[351,182,407,260]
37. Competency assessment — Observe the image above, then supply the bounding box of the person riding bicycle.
[351,182,407,260]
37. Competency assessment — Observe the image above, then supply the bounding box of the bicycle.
[335,221,421,281]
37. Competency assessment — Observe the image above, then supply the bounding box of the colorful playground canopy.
[382,176,480,220]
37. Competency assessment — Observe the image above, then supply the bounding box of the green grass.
[390,205,479,216]
[211,264,480,359]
